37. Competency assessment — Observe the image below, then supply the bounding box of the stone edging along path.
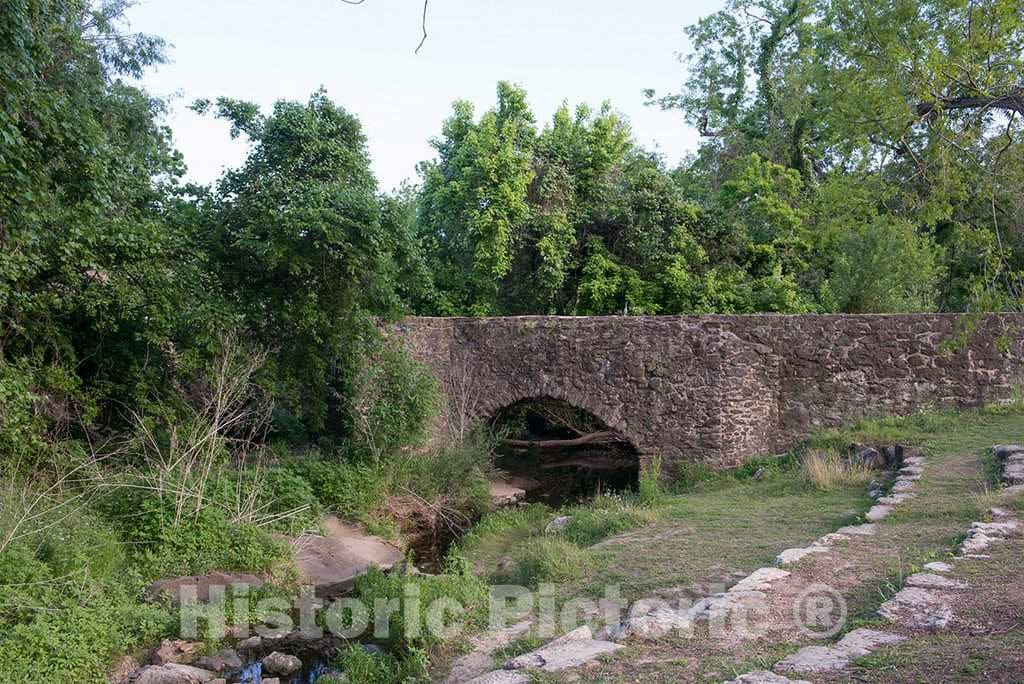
[449,448,927,684]
[726,444,1024,684]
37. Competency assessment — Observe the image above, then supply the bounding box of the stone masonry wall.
[391,314,1024,469]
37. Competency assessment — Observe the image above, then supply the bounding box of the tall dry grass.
[801,449,875,491]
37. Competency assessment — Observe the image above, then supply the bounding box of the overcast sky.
[126,0,719,192]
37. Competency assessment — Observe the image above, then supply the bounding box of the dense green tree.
[196,91,415,432]
[0,0,220,429]
[652,0,1023,312]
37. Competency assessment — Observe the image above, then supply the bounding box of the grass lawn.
[456,403,1024,683]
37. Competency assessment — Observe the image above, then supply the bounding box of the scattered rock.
[906,573,968,590]
[836,523,876,536]
[865,505,894,522]
[544,516,573,535]
[892,478,916,492]
[775,628,904,674]
[262,652,303,677]
[290,516,403,597]
[903,455,927,467]
[724,671,811,684]
[146,573,264,605]
[868,488,883,499]
[503,626,622,673]
[878,587,953,630]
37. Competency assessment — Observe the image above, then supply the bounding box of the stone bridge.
[394,314,1024,469]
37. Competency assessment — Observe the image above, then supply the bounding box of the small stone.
[922,561,953,573]
[262,652,303,677]
[906,573,968,590]
[836,523,876,536]
[892,478,916,492]
[865,505,894,522]
[262,679,281,684]
[724,671,812,684]
[464,672,531,684]
[544,516,573,535]
[868,489,883,499]
[877,493,915,506]
[775,546,828,566]
[775,629,903,674]
[989,507,1014,520]
[878,587,953,630]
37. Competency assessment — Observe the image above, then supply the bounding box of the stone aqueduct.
[394,314,1024,468]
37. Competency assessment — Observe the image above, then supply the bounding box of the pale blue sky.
[126,0,719,192]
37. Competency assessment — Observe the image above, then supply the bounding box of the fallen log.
[503,431,621,450]
[539,457,637,472]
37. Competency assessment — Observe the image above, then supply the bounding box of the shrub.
[346,339,440,461]
[560,501,653,547]
[332,645,429,684]
[494,537,590,586]
[801,449,874,491]
[638,456,666,506]
[0,483,176,684]
[352,555,489,651]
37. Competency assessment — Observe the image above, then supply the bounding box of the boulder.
[193,649,242,673]
[133,664,217,684]
[261,651,303,677]
[993,444,1024,462]
[858,447,886,469]
[146,572,264,604]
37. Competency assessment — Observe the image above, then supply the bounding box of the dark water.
[236,660,336,684]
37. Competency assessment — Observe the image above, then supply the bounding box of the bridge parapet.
[392,314,1024,469]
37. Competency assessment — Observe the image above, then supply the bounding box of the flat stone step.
[291,516,404,597]
[503,626,622,673]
